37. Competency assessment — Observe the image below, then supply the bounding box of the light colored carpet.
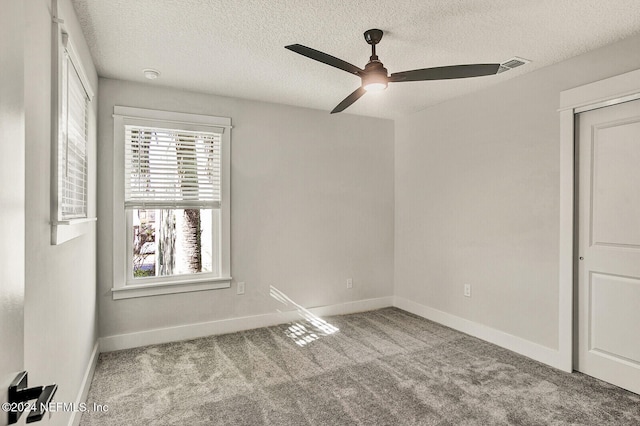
[80,308,640,425]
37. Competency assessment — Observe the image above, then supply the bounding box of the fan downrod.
[364,29,383,61]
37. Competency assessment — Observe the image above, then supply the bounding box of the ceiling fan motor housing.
[364,61,388,77]
[362,61,388,91]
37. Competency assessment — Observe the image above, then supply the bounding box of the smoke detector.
[143,69,160,80]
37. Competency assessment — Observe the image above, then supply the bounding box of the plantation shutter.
[124,126,222,209]
[60,50,89,219]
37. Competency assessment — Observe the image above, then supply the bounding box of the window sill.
[112,276,232,300]
[51,217,97,245]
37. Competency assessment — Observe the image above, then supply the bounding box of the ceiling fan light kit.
[362,65,388,92]
[285,29,508,114]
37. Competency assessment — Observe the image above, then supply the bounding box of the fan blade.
[285,44,364,76]
[331,87,366,114]
[390,64,500,82]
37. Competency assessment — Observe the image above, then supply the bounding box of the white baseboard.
[393,296,568,371]
[99,296,394,352]
[68,341,100,426]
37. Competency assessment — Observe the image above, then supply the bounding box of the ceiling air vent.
[497,57,531,73]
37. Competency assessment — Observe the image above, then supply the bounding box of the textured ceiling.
[72,0,640,119]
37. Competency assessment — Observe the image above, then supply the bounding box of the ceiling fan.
[285,29,501,114]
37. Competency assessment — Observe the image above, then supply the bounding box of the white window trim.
[50,3,96,245]
[112,106,232,299]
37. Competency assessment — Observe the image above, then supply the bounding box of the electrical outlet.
[346,278,353,289]
[464,284,471,297]
[237,281,245,295]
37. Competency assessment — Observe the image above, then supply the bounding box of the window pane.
[132,208,213,279]
[61,55,88,219]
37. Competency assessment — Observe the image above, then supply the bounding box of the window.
[59,50,89,219]
[51,21,95,245]
[112,107,231,299]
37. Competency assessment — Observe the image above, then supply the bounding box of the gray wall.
[394,33,640,349]
[24,1,98,424]
[97,79,395,338]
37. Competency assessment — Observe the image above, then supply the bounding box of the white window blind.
[59,51,89,219]
[124,126,222,209]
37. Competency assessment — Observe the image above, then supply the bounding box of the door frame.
[558,68,640,372]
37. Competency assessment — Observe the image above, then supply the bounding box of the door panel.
[590,273,640,364]
[577,99,640,395]
[591,119,640,247]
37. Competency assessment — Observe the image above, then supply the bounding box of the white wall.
[24,1,98,425]
[0,0,25,413]
[395,33,640,352]
[97,79,394,339]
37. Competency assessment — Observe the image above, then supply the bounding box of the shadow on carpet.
[80,308,640,425]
